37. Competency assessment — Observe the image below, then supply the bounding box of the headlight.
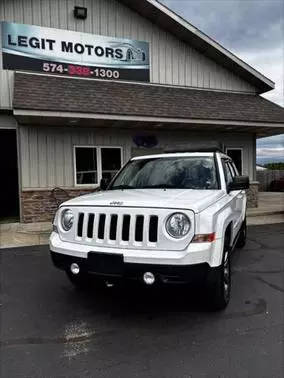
[166,213,191,238]
[61,209,74,231]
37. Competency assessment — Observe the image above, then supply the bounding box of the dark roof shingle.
[13,73,284,124]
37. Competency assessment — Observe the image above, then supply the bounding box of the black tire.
[236,218,247,249]
[207,235,231,311]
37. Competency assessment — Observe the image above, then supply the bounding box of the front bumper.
[50,250,210,284]
[50,231,224,284]
[50,232,223,267]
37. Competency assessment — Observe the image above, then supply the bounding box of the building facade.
[0,0,283,223]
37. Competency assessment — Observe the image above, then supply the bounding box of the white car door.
[229,161,245,232]
[222,159,244,241]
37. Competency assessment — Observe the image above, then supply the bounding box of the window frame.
[226,147,243,175]
[228,161,236,178]
[73,145,123,187]
[221,158,234,191]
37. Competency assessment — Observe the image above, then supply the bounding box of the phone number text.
[42,62,120,79]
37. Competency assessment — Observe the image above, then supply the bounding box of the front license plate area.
[88,252,124,275]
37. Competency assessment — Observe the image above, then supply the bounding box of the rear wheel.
[207,235,231,311]
[236,218,247,248]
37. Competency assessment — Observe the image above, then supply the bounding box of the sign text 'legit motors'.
[1,22,150,82]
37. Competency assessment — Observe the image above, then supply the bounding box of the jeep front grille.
[76,212,159,244]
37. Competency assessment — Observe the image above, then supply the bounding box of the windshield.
[110,156,219,190]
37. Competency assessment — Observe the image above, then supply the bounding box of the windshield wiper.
[110,185,135,190]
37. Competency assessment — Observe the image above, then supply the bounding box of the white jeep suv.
[50,148,249,310]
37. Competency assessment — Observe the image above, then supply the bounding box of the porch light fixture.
[74,6,87,20]
[133,135,158,148]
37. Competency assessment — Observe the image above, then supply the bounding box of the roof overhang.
[13,109,284,138]
[13,72,284,131]
[120,0,275,94]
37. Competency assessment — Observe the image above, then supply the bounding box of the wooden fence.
[256,170,284,191]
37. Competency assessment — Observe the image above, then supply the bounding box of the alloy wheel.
[223,251,230,302]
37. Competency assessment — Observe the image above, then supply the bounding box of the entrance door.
[0,130,19,221]
[226,148,243,174]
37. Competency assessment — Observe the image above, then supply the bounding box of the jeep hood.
[61,189,226,213]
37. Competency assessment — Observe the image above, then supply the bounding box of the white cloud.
[161,0,284,106]
[257,147,284,157]
[236,47,284,106]
[257,134,284,148]
[162,0,284,156]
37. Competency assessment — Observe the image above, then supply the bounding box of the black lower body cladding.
[50,251,210,285]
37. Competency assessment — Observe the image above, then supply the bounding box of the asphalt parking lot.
[1,224,283,378]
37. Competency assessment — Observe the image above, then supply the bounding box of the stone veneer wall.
[21,188,96,223]
[21,182,259,223]
[246,181,259,208]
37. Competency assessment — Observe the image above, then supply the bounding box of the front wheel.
[206,242,231,311]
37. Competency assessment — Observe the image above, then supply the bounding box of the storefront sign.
[1,22,150,82]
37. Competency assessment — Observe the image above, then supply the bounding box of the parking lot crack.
[255,276,284,293]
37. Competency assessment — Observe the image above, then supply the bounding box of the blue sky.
[160,0,284,163]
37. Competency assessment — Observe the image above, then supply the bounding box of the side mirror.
[100,178,110,191]
[228,176,250,192]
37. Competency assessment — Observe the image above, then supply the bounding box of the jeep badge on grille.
[110,201,123,206]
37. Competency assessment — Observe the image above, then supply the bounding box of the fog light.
[143,272,155,285]
[70,263,80,275]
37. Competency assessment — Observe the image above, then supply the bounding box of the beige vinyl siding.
[19,125,255,189]
[0,0,257,109]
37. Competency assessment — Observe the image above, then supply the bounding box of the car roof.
[131,152,228,160]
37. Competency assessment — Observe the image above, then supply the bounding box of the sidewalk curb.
[247,210,284,218]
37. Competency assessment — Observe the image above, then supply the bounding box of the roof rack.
[164,142,225,154]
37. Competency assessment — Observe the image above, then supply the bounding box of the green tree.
[264,162,284,170]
